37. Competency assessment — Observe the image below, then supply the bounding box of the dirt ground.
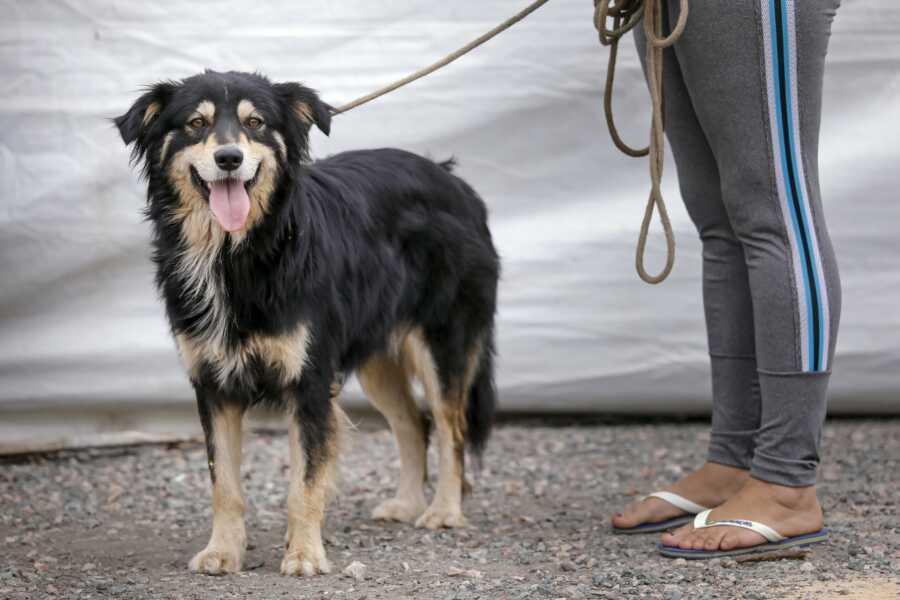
[1,417,898,599]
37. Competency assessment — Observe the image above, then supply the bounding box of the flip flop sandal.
[612,491,710,534]
[658,509,829,559]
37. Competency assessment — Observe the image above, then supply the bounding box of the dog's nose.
[214,147,243,171]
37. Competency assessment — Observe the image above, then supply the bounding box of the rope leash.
[331,0,687,284]
[330,0,553,115]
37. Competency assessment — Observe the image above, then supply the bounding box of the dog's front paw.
[415,503,467,529]
[189,546,243,575]
[281,544,331,577]
[372,495,427,524]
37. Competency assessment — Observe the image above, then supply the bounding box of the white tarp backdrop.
[1,0,898,445]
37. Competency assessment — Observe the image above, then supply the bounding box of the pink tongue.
[208,179,250,232]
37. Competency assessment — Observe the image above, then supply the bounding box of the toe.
[613,497,683,529]
[720,531,737,551]
[675,531,697,549]
[690,533,708,550]
[703,531,724,551]
[661,525,690,547]
[610,501,643,528]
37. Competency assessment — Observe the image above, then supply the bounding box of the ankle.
[698,462,750,491]
[745,477,820,510]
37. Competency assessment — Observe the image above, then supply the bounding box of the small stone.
[342,561,367,581]
[800,562,815,572]
[559,560,577,572]
[81,563,96,572]
[663,591,683,600]
[447,567,483,578]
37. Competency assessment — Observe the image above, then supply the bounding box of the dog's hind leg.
[400,330,468,529]
[189,391,247,575]
[281,376,340,577]
[358,354,428,524]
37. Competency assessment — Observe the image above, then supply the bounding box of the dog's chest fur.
[169,227,310,389]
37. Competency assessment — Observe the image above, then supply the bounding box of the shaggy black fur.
[116,71,499,480]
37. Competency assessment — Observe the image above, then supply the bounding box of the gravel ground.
[1,417,898,599]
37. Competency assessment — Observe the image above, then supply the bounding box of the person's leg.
[612,14,759,530]
[658,0,842,551]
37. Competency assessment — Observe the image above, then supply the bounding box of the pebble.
[559,560,577,572]
[447,567,483,579]
[342,561,367,581]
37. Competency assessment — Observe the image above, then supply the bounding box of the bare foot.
[611,462,749,530]
[661,477,823,551]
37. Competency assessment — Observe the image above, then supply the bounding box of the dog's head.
[116,70,330,234]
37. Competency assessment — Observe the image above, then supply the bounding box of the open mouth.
[189,165,259,200]
[188,165,260,232]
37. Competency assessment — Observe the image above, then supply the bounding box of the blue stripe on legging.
[770,0,824,372]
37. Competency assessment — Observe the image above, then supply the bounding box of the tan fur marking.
[176,323,310,387]
[359,354,428,523]
[195,100,216,123]
[398,328,441,399]
[272,131,287,160]
[189,403,246,574]
[417,387,467,529]
[282,403,343,576]
[293,102,314,125]
[142,101,161,126]
[386,326,468,529]
[175,333,203,378]
[463,338,484,393]
[237,99,258,122]
[160,131,175,163]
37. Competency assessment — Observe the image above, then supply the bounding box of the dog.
[116,70,499,576]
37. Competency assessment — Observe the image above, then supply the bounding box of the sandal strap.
[692,509,786,543]
[643,491,708,515]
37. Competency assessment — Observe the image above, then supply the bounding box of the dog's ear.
[274,82,332,136]
[114,82,176,145]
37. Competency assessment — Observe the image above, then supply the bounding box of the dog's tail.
[466,333,497,460]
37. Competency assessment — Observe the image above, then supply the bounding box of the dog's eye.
[246,117,264,130]
[188,117,206,129]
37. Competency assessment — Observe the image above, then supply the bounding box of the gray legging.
[635,0,842,487]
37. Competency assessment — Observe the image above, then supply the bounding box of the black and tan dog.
[116,70,499,576]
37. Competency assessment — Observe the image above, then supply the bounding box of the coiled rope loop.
[595,0,688,283]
